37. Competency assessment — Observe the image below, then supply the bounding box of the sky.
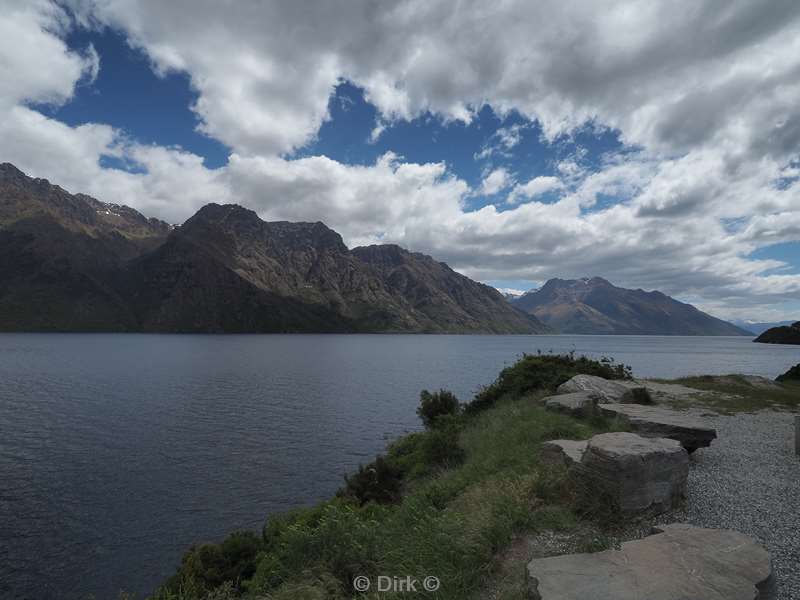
[0,1,799,321]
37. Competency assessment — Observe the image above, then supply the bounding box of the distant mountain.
[731,320,796,335]
[0,163,546,333]
[495,288,525,302]
[511,277,751,336]
[754,322,800,345]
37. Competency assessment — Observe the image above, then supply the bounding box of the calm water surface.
[0,334,797,599]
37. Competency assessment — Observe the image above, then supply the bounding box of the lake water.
[0,334,797,599]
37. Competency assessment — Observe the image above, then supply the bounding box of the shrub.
[417,389,461,428]
[419,423,465,467]
[628,387,654,404]
[466,353,631,414]
[339,455,403,506]
[163,530,262,595]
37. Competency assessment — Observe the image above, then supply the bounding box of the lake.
[0,334,797,599]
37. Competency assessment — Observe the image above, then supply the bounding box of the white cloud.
[1,0,799,320]
[64,0,800,165]
[508,176,563,204]
[0,1,97,110]
[478,168,513,196]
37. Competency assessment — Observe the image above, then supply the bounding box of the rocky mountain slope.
[511,277,749,335]
[0,163,545,333]
[754,322,800,344]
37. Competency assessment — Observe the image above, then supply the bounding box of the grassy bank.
[148,354,630,600]
[659,374,800,413]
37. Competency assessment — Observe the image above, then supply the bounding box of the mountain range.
[510,277,751,336]
[1,163,753,336]
[0,163,545,333]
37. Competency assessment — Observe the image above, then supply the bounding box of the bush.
[466,353,632,414]
[419,423,465,467]
[625,387,654,405]
[163,530,262,595]
[417,389,461,428]
[339,455,403,506]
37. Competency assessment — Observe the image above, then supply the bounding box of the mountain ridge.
[511,276,749,335]
[0,164,546,334]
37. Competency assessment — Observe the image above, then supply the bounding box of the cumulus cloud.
[1,0,800,319]
[508,176,563,204]
[0,1,97,109]
[478,168,513,196]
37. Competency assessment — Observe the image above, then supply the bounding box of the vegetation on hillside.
[776,363,800,383]
[148,354,629,600]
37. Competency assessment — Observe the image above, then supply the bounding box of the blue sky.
[2,1,799,320]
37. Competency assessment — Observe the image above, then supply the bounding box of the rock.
[527,523,775,600]
[540,439,587,468]
[556,374,637,403]
[575,432,688,515]
[599,403,717,452]
[543,392,598,417]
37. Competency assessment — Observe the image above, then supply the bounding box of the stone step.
[539,432,688,516]
[557,374,650,404]
[574,432,688,515]
[543,392,599,417]
[599,402,717,452]
[527,523,775,600]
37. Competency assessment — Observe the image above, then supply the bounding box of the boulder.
[557,374,646,403]
[527,523,775,600]
[575,432,687,514]
[599,403,717,452]
[540,439,587,468]
[543,392,598,417]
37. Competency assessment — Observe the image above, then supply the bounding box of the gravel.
[658,410,800,600]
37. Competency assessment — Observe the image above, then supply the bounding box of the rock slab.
[599,402,717,452]
[540,439,587,468]
[576,432,688,514]
[557,374,647,403]
[527,523,775,600]
[543,392,598,417]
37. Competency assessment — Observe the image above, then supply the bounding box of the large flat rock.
[543,392,598,417]
[527,523,775,600]
[599,403,717,452]
[557,374,649,403]
[576,432,687,514]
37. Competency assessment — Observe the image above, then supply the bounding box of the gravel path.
[662,411,800,600]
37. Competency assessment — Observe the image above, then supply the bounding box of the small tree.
[417,389,460,428]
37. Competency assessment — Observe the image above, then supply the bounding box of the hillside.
[754,322,800,345]
[0,164,545,334]
[511,277,750,335]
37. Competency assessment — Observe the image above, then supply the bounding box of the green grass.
[664,375,800,413]
[151,395,621,599]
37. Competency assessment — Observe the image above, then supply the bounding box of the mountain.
[0,163,171,331]
[511,277,750,335]
[731,320,796,335]
[0,163,546,333]
[754,322,800,345]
